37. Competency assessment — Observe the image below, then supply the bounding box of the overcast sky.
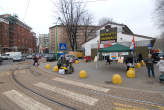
[0,0,160,37]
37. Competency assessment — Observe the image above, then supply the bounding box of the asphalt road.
[0,60,164,110]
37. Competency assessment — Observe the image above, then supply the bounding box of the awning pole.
[96,52,99,69]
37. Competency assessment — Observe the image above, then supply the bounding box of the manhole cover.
[104,81,112,84]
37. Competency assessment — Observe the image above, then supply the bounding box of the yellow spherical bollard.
[141,61,146,66]
[79,70,87,78]
[75,60,79,64]
[135,63,141,68]
[127,70,135,78]
[45,64,51,70]
[129,67,135,71]
[112,74,122,85]
[53,66,58,72]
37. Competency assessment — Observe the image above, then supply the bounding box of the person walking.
[138,53,143,63]
[33,55,39,66]
[125,54,133,71]
[144,54,155,78]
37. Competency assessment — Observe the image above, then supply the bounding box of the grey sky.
[0,0,160,37]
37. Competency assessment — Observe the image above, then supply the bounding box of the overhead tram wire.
[23,0,31,21]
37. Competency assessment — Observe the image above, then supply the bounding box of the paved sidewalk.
[39,60,164,93]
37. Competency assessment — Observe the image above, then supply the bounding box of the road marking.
[0,71,9,77]
[34,82,98,105]
[53,77,110,92]
[113,102,149,110]
[159,106,164,110]
[3,90,52,110]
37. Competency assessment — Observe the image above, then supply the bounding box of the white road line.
[3,90,52,110]
[53,77,110,93]
[34,82,98,106]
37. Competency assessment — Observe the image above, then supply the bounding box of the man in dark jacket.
[144,54,155,78]
[138,53,143,63]
[125,55,133,71]
[33,55,39,66]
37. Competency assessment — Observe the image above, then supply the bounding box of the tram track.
[10,63,77,110]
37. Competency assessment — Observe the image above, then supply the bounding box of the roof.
[99,43,131,52]
[0,14,32,30]
[123,33,156,40]
[100,21,126,29]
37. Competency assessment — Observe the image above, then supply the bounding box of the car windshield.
[2,54,9,56]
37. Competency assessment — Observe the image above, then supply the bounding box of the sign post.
[148,44,152,54]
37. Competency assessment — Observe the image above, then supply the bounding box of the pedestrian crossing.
[53,77,110,92]
[3,77,108,109]
[34,82,98,106]
[3,90,52,110]
[2,77,154,110]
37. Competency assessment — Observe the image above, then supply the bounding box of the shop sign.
[100,27,117,42]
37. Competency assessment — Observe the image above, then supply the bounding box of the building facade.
[0,18,9,53]
[49,25,99,52]
[0,14,37,53]
[38,34,49,53]
[82,22,156,58]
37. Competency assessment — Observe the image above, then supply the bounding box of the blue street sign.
[59,43,67,51]
[148,43,152,50]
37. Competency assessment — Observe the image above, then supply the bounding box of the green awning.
[99,43,131,52]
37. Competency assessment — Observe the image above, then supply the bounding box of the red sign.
[101,40,115,48]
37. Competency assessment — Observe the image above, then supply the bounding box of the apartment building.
[0,14,37,53]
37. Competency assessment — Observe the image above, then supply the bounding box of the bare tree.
[155,0,164,32]
[80,13,94,42]
[56,0,86,51]
[98,17,114,26]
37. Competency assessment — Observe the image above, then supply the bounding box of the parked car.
[1,53,11,60]
[11,52,23,62]
[26,55,33,59]
[46,53,57,62]
[65,54,78,63]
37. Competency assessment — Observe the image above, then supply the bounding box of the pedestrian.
[144,54,155,78]
[125,54,133,71]
[33,55,39,66]
[156,56,164,75]
[138,53,143,63]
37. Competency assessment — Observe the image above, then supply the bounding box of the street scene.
[0,0,164,110]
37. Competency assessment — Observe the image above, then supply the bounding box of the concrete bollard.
[45,64,51,70]
[53,66,58,72]
[112,74,122,85]
[129,67,135,71]
[75,60,79,64]
[127,70,135,78]
[135,63,141,68]
[79,70,87,78]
